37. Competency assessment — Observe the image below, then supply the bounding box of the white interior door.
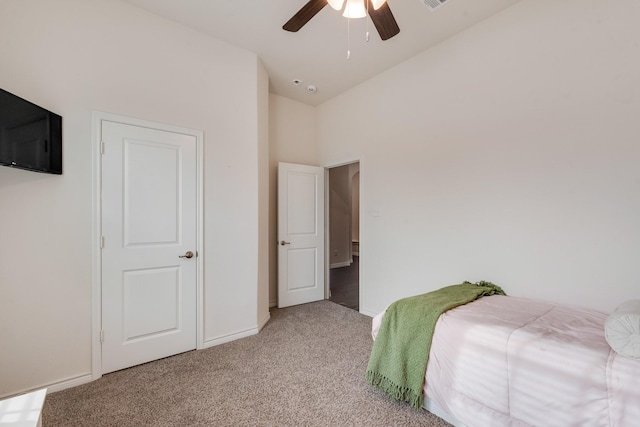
[278,162,325,308]
[101,120,197,374]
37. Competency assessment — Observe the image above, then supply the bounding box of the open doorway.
[327,162,360,311]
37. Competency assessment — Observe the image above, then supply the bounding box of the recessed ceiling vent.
[420,0,448,12]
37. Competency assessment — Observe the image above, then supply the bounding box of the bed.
[370,294,640,427]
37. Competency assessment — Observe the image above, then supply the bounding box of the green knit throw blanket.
[365,281,505,410]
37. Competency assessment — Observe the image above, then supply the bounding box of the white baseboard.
[203,327,259,349]
[3,324,270,400]
[46,373,94,394]
[330,261,351,269]
[359,307,377,317]
[257,312,271,331]
[1,373,95,400]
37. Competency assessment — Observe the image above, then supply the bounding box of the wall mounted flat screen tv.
[0,88,62,174]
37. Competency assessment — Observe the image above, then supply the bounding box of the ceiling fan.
[283,0,400,41]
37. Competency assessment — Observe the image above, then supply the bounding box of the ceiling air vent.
[420,0,448,12]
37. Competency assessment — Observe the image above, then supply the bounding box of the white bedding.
[605,300,640,359]
[372,295,640,427]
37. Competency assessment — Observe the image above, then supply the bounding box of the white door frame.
[91,111,204,380]
[324,157,363,312]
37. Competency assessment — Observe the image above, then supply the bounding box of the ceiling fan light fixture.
[282,0,399,45]
[342,0,366,18]
[327,0,345,10]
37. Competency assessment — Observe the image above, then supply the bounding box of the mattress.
[372,295,640,427]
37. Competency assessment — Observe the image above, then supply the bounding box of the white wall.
[316,0,640,316]
[268,95,318,306]
[0,0,266,397]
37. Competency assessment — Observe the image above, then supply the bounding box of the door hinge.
[101,236,105,249]
[100,141,105,154]
[100,330,105,343]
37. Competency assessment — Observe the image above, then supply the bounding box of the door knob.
[280,241,291,246]
[179,251,194,259]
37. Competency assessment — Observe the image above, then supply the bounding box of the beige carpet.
[44,301,452,426]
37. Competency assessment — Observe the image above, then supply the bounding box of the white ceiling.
[122,0,522,106]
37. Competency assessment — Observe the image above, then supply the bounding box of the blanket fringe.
[366,370,423,410]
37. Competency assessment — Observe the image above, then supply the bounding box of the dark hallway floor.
[329,256,359,311]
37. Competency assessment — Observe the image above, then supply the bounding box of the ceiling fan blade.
[367,0,400,41]
[283,0,328,32]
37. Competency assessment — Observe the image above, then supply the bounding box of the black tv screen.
[0,88,62,174]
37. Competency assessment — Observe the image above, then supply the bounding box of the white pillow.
[604,300,640,359]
